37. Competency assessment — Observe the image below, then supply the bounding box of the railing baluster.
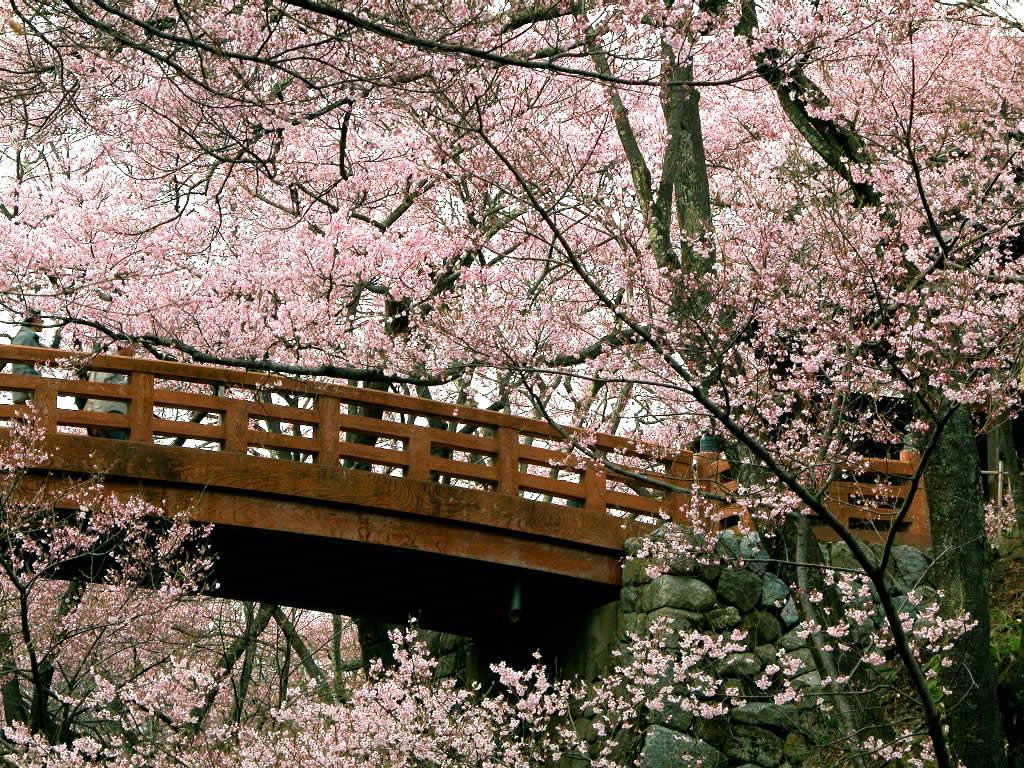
[222,400,248,453]
[495,427,519,496]
[129,373,154,443]
[406,429,430,481]
[316,395,341,466]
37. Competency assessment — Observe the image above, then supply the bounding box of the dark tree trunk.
[926,406,1007,768]
[996,417,1024,766]
[229,602,263,724]
[0,633,25,726]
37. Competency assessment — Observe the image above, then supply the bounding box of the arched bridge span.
[0,345,930,635]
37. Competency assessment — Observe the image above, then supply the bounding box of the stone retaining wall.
[618,529,934,768]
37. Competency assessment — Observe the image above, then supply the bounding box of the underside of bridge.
[207,523,616,645]
[28,434,624,658]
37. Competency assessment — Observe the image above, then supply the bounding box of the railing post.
[32,381,58,434]
[495,427,519,496]
[582,464,606,514]
[406,430,430,482]
[316,395,341,467]
[222,400,248,453]
[128,373,154,443]
[898,448,928,542]
[695,450,720,529]
[662,455,691,523]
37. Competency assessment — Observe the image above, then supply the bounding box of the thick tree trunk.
[996,418,1024,766]
[1002,628,1024,768]
[0,633,25,727]
[926,406,1006,768]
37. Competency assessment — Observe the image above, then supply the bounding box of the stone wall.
[617,528,934,768]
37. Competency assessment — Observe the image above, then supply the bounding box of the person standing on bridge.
[82,343,135,440]
[8,311,44,405]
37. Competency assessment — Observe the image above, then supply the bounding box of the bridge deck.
[0,344,931,626]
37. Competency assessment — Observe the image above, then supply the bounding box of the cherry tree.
[0,0,1022,766]
[0,406,374,760]
[0,406,208,740]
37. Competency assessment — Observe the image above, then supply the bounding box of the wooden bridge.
[0,345,930,636]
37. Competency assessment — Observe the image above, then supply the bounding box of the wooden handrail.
[0,345,931,544]
[0,345,677,458]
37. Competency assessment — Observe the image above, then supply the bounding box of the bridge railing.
[0,345,930,544]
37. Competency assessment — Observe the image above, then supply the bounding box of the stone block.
[784,733,809,763]
[620,585,640,613]
[716,531,770,571]
[779,628,805,651]
[619,612,644,639]
[648,705,693,733]
[716,569,764,611]
[429,632,462,655]
[723,724,784,767]
[780,598,800,627]
[639,575,716,613]
[761,573,790,607]
[645,608,704,638]
[890,545,931,593]
[573,716,596,743]
[716,530,744,559]
[666,552,700,576]
[623,557,654,586]
[742,611,782,645]
[740,533,769,573]
[693,717,730,748]
[828,541,861,572]
[639,726,726,768]
[732,702,800,729]
[793,670,822,692]
[718,652,763,678]
[701,564,722,583]
[754,644,778,665]
[624,537,645,558]
[434,653,459,679]
[706,605,741,630]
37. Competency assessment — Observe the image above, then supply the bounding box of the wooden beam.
[26,479,622,584]
[31,435,646,553]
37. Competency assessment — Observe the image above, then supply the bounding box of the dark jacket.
[10,326,42,404]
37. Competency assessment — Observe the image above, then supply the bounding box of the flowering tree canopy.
[0,0,1023,765]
